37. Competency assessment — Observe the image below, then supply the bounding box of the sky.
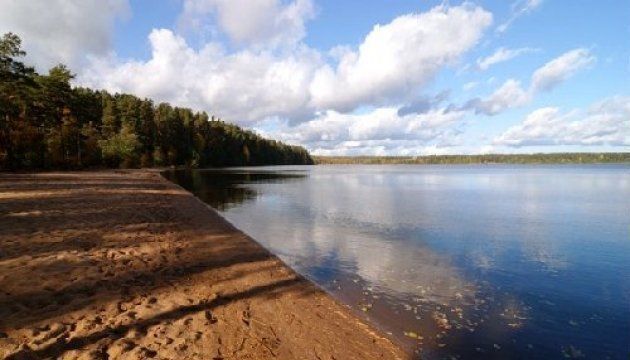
[1,0,628,155]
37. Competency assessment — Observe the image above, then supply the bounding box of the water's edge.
[158,170,410,353]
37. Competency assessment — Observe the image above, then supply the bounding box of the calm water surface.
[164,165,630,359]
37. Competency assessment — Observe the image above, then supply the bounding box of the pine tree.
[0,32,314,170]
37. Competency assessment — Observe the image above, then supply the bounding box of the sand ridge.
[0,170,407,360]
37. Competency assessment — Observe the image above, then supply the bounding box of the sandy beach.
[0,170,406,360]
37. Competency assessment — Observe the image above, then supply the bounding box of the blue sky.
[1,0,628,155]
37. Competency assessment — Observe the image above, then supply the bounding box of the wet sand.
[0,170,406,360]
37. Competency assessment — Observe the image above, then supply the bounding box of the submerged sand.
[0,170,406,360]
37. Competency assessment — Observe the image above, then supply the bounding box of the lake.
[163,165,630,359]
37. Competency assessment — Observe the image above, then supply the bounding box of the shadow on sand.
[0,172,324,359]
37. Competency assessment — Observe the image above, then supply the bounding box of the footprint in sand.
[107,338,138,358]
[127,311,137,319]
[139,347,157,358]
[205,310,218,324]
[242,308,252,326]
[114,302,127,314]
[126,327,146,340]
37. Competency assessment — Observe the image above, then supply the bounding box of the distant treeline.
[314,153,630,165]
[0,33,313,170]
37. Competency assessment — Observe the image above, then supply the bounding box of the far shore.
[313,152,630,165]
[0,170,406,359]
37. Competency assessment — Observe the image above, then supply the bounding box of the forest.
[315,153,630,165]
[0,33,313,170]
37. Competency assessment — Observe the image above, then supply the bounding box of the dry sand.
[0,170,407,360]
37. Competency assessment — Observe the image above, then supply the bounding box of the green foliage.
[99,125,140,168]
[0,33,313,170]
[1,32,38,168]
[314,153,630,165]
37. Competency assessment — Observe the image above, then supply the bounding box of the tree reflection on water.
[163,169,308,211]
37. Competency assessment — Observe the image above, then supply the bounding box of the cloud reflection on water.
[165,164,630,359]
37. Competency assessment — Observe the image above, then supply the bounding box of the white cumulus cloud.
[264,107,467,155]
[469,48,595,115]
[468,79,532,115]
[309,4,493,112]
[493,96,630,147]
[531,48,596,92]
[178,0,315,48]
[0,0,130,71]
[80,29,322,125]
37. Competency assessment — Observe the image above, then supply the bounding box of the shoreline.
[161,169,421,355]
[0,169,406,359]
